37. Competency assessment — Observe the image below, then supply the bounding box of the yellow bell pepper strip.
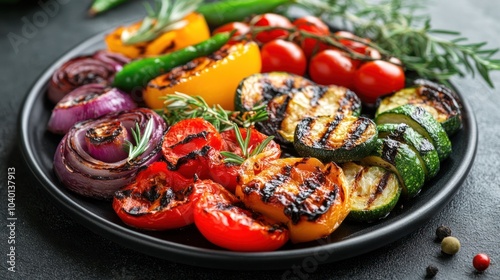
[143,41,261,110]
[112,32,231,93]
[104,12,210,59]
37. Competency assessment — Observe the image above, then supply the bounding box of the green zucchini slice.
[294,114,378,163]
[261,85,362,143]
[377,123,440,180]
[361,138,426,198]
[375,104,452,161]
[342,162,401,222]
[234,72,315,112]
[376,79,462,135]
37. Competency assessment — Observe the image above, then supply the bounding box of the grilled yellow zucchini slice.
[234,72,315,112]
[376,79,462,135]
[342,162,401,222]
[236,156,351,243]
[294,114,378,163]
[260,85,362,144]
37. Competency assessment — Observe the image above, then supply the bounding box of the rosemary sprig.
[220,124,275,165]
[159,92,269,131]
[294,0,500,87]
[124,118,154,162]
[121,0,202,45]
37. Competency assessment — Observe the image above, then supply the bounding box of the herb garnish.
[124,118,154,162]
[160,92,268,131]
[121,0,202,44]
[295,0,500,87]
[220,124,276,165]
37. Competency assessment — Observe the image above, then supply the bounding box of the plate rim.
[19,30,478,270]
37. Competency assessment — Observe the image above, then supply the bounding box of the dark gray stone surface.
[0,0,499,279]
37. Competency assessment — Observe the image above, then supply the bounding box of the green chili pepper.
[197,0,294,27]
[88,0,129,17]
[112,32,231,93]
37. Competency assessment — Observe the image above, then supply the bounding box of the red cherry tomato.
[473,253,491,271]
[162,118,222,179]
[112,162,195,230]
[293,16,330,58]
[261,39,307,76]
[334,31,371,55]
[353,60,405,103]
[308,49,357,88]
[193,180,289,251]
[212,22,250,42]
[250,13,293,44]
[208,127,281,192]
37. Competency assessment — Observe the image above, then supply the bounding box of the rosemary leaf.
[124,118,154,162]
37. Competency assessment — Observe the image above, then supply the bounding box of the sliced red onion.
[53,108,166,199]
[85,121,129,162]
[47,84,137,135]
[48,50,130,104]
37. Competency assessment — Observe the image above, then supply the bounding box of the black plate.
[19,31,478,270]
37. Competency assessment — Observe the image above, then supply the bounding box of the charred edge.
[341,118,370,150]
[114,189,132,200]
[295,117,314,142]
[338,89,361,113]
[317,115,343,148]
[142,184,161,203]
[170,131,209,148]
[367,171,391,207]
[419,85,458,116]
[169,145,212,171]
[261,165,293,202]
[71,92,100,105]
[85,121,123,144]
[309,86,328,107]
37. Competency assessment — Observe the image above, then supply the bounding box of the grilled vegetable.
[342,162,401,222]
[294,114,378,163]
[259,85,362,143]
[361,138,425,198]
[234,72,315,112]
[377,123,440,180]
[236,156,350,243]
[375,104,452,161]
[376,79,462,135]
[144,41,261,110]
[112,32,231,94]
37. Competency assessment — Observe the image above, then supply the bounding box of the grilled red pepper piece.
[192,180,289,251]
[112,161,194,230]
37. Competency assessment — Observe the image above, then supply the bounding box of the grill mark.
[317,114,343,148]
[157,188,175,210]
[309,86,328,107]
[381,139,401,165]
[260,165,293,202]
[283,168,338,223]
[366,171,391,207]
[420,86,455,115]
[341,118,370,149]
[167,145,211,171]
[338,89,361,113]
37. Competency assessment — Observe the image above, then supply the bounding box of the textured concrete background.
[1,0,499,279]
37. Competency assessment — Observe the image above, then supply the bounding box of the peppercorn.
[473,253,491,272]
[441,236,460,255]
[435,225,451,241]
[425,265,438,278]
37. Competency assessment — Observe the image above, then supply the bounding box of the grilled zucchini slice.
[361,138,426,198]
[377,123,440,180]
[375,104,452,161]
[294,114,378,163]
[376,79,462,135]
[236,157,351,243]
[342,162,401,222]
[259,85,362,143]
[234,72,315,112]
